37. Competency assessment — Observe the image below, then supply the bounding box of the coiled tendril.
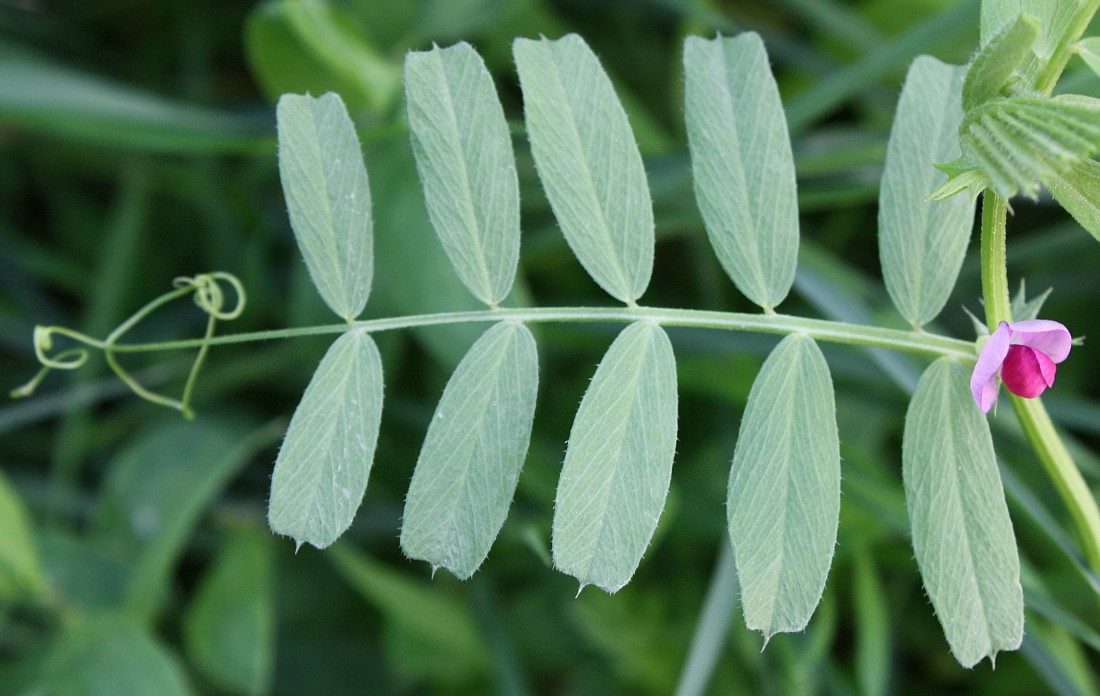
[11,272,246,418]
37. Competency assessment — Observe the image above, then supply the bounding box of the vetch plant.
[12,0,1100,677]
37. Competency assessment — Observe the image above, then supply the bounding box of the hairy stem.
[91,306,975,361]
[980,191,1100,581]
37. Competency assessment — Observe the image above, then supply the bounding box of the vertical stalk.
[979,192,1011,329]
[980,192,1100,581]
[675,541,739,696]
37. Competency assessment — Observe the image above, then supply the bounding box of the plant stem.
[675,541,738,696]
[97,306,975,361]
[980,191,1100,580]
[979,193,1012,329]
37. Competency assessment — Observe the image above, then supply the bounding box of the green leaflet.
[979,2,1088,91]
[327,543,489,682]
[0,44,270,154]
[276,92,373,321]
[0,469,44,599]
[92,419,259,619]
[959,94,1100,198]
[1078,37,1100,76]
[405,42,521,306]
[727,334,840,638]
[183,528,275,696]
[401,321,539,579]
[268,331,384,549]
[962,15,1039,111]
[514,34,654,305]
[253,0,400,115]
[903,358,1023,668]
[1042,157,1100,243]
[40,614,191,696]
[369,139,493,369]
[553,321,677,593]
[879,56,973,328]
[683,33,799,311]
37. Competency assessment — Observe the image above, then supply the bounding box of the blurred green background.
[2,1,1100,694]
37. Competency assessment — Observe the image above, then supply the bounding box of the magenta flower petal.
[969,318,1072,412]
[970,322,1012,413]
[1001,345,1057,398]
[1006,319,1072,363]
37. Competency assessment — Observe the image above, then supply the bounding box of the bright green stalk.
[980,191,1100,582]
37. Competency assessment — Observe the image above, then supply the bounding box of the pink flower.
[970,320,1072,413]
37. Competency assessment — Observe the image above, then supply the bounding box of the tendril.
[11,272,247,419]
[177,272,246,321]
[32,325,98,370]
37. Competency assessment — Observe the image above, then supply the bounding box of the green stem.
[675,541,738,696]
[98,306,975,361]
[980,191,1100,582]
[980,193,1012,331]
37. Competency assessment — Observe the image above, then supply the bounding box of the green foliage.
[940,3,1100,203]
[401,321,538,578]
[327,543,490,683]
[514,34,654,305]
[960,95,1100,199]
[92,419,260,618]
[683,34,800,312]
[268,331,384,549]
[963,14,1040,111]
[553,321,677,593]
[980,0,1095,91]
[1078,36,1100,76]
[1043,158,1100,241]
[276,92,374,321]
[369,139,490,368]
[852,552,890,696]
[183,527,275,696]
[40,615,192,696]
[405,43,521,306]
[0,44,270,154]
[879,56,973,328]
[0,469,44,599]
[6,0,1100,693]
[903,358,1023,667]
[727,334,839,638]
[246,0,400,117]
